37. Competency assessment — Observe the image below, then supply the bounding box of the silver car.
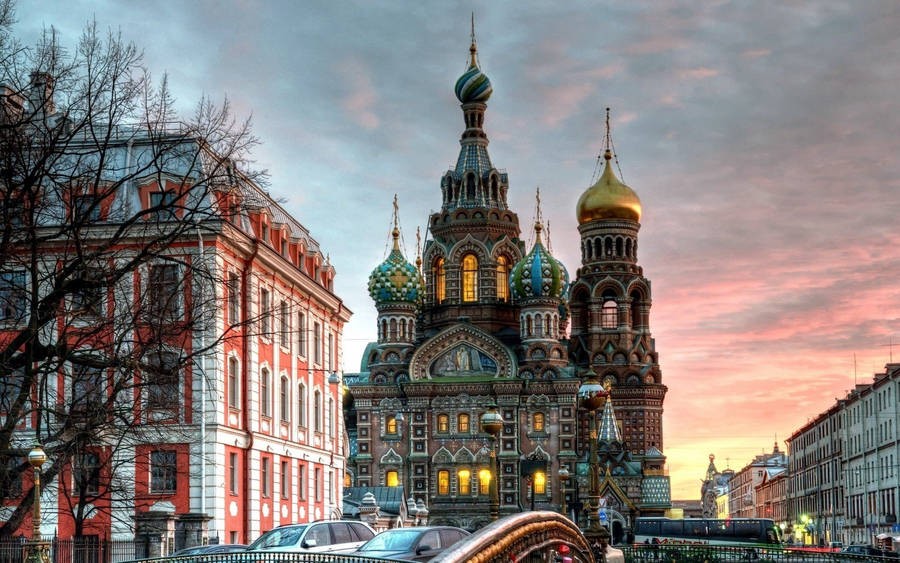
[247,521,376,554]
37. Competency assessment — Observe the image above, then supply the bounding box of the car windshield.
[248,526,307,550]
[360,530,421,551]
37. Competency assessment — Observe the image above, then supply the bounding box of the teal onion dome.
[367,228,423,304]
[455,43,492,103]
[509,223,569,301]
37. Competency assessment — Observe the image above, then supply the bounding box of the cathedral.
[345,30,670,539]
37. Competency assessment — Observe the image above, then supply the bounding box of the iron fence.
[0,538,156,563]
[622,544,899,562]
[125,554,402,563]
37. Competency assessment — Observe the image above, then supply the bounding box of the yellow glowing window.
[344,473,352,488]
[479,469,491,495]
[438,470,449,495]
[433,258,446,303]
[534,471,546,494]
[496,256,509,302]
[462,254,478,302]
[386,415,397,434]
[533,413,545,432]
[386,471,399,487]
[458,469,471,494]
[438,414,449,433]
[458,414,470,433]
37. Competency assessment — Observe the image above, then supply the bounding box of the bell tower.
[569,109,666,455]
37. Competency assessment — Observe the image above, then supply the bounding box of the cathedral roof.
[454,35,492,104]
[598,394,623,443]
[368,204,422,305]
[509,222,568,301]
[576,149,642,224]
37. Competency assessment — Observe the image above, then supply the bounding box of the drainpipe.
[196,225,207,523]
[241,241,259,541]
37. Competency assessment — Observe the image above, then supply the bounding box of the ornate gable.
[409,323,516,380]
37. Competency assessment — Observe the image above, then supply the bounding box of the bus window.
[635,519,660,536]
[686,520,708,537]
[708,519,733,541]
[734,520,761,540]
[661,520,684,537]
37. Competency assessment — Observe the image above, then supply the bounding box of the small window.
[432,258,446,303]
[297,383,306,427]
[0,271,26,322]
[458,469,471,494]
[438,470,449,495]
[533,412,545,432]
[228,453,238,495]
[461,254,478,302]
[279,301,289,348]
[280,460,289,499]
[260,368,271,417]
[149,190,176,220]
[279,376,290,422]
[261,457,271,498]
[314,391,322,432]
[298,312,307,356]
[479,469,491,495]
[313,322,322,364]
[496,256,510,302]
[437,414,449,433]
[458,413,470,433]
[228,357,240,409]
[73,452,101,495]
[150,450,177,494]
[533,471,546,494]
[314,467,322,501]
[386,471,399,487]
[227,273,240,324]
[144,351,179,412]
[259,289,271,335]
[73,194,101,223]
[298,465,306,500]
[386,415,398,435]
[601,299,617,329]
[148,264,180,319]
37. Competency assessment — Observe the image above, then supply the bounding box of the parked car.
[172,544,247,556]
[246,521,376,554]
[839,544,899,559]
[352,526,470,561]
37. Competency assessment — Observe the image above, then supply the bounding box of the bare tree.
[0,0,263,537]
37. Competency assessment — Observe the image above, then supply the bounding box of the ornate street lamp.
[24,445,49,563]
[558,466,570,519]
[480,404,503,521]
[577,373,611,560]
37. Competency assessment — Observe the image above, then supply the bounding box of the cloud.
[337,58,380,130]
[679,67,719,80]
[742,49,772,58]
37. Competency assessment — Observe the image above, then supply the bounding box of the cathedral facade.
[345,33,670,537]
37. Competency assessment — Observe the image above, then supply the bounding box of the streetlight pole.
[578,374,610,562]
[24,445,49,563]
[480,404,503,522]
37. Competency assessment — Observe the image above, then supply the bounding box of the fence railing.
[123,553,401,563]
[622,544,899,562]
[0,538,157,563]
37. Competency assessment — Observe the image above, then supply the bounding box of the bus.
[634,517,782,547]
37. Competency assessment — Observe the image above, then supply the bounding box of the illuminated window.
[479,469,491,495]
[534,471,546,494]
[438,470,449,495]
[386,415,398,434]
[344,473,352,488]
[462,254,478,302]
[386,471,399,487]
[458,413,470,433]
[458,469,471,494]
[496,256,509,302]
[601,299,618,329]
[433,258,446,303]
[533,412,545,432]
[437,414,449,433]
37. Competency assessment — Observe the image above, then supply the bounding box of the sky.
[16,1,900,500]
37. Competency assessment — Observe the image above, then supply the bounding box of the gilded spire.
[534,187,543,243]
[469,12,478,68]
[415,226,423,272]
[391,193,400,250]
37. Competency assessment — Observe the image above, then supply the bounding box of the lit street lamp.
[24,445,49,563]
[480,404,503,521]
[577,373,611,561]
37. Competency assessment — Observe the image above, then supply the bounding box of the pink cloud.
[679,67,719,80]
[337,58,380,130]
[743,48,772,57]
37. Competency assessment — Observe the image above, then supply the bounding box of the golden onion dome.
[576,149,642,224]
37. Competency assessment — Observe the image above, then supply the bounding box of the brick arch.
[448,234,490,263]
[591,277,626,299]
[490,236,522,263]
[408,323,517,381]
[625,279,650,301]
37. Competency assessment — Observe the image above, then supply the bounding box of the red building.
[0,75,349,548]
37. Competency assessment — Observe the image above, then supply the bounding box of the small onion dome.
[576,149,642,224]
[454,42,492,103]
[367,228,423,304]
[577,371,607,412]
[509,222,569,300]
[480,406,503,436]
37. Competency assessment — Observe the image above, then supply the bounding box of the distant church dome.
[576,149,642,224]
[454,40,492,103]
[509,222,569,300]
[367,228,422,305]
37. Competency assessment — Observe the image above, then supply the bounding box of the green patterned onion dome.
[368,229,423,304]
[509,223,569,301]
[455,43,492,103]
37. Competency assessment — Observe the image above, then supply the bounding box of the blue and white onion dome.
[367,228,423,304]
[454,41,492,103]
[509,222,569,301]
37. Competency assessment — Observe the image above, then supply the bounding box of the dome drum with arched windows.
[509,223,569,302]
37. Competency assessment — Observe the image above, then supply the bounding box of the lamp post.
[24,445,49,563]
[480,404,503,521]
[559,466,570,519]
[577,374,610,561]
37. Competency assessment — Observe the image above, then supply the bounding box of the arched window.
[279,375,289,422]
[626,238,633,258]
[616,237,624,256]
[534,471,546,494]
[491,177,499,202]
[344,473,352,488]
[466,175,475,200]
[260,368,271,417]
[389,318,397,341]
[386,470,399,487]
[437,414,449,433]
[605,237,613,256]
[400,318,407,340]
[479,469,491,495]
[630,290,642,329]
[458,413,470,433]
[534,314,543,337]
[526,315,533,336]
[462,254,478,302]
[533,412,545,432]
[297,382,306,427]
[380,319,387,341]
[458,469,471,495]
[496,256,510,302]
[386,415,398,435]
[438,470,450,495]
[601,299,618,329]
[432,257,446,303]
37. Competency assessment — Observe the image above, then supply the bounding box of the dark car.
[353,526,470,562]
[839,544,899,559]
[171,544,247,556]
